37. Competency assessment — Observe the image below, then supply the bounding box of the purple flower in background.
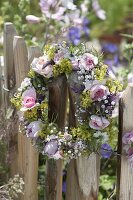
[100,143,112,158]
[39,0,66,20]
[82,18,90,36]
[102,43,118,54]
[104,55,119,67]
[92,0,106,20]
[68,27,81,45]
[26,15,40,24]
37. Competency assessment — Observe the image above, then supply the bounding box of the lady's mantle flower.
[26,121,43,138]
[26,15,40,24]
[100,143,112,158]
[122,132,133,145]
[31,56,53,78]
[89,115,110,130]
[18,78,32,92]
[21,87,38,111]
[90,84,109,101]
[80,53,98,70]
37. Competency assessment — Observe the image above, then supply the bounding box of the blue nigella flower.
[68,27,81,45]
[104,55,119,67]
[100,143,112,158]
[102,43,118,53]
[82,18,90,36]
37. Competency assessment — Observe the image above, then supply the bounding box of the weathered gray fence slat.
[3,22,17,112]
[66,73,100,200]
[3,22,18,179]
[0,56,4,108]
[117,83,133,200]
[13,36,39,200]
[45,75,68,200]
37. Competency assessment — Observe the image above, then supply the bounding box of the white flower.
[61,0,77,10]
[18,78,32,92]
[31,55,53,78]
[94,131,109,143]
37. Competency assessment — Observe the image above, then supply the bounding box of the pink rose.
[122,132,133,145]
[21,87,37,111]
[89,115,110,130]
[90,84,109,101]
[80,53,98,70]
[23,96,36,108]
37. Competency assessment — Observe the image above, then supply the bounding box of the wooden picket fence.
[0,22,133,200]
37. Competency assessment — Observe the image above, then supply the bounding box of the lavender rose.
[80,53,98,71]
[89,115,110,130]
[90,84,109,101]
[26,121,43,138]
[44,140,58,157]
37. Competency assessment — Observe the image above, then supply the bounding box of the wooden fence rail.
[0,22,133,200]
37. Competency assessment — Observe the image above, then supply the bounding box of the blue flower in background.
[102,43,118,53]
[100,143,112,158]
[82,18,90,36]
[104,55,119,67]
[68,27,81,45]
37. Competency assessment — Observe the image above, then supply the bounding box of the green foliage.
[90,0,132,37]
[95,65,108,81]
[71,124,92,141]
[106,78,123,93]
[53,58,72,77]
[80,91,93,108]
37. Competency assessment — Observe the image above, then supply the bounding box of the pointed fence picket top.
[117,83,133,200]
[45,75,68,200]
[13,37,39,200]
[66,72,100,200]
[3,22,17,112]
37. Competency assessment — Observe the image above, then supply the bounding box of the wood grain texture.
[66,72,100,200]
[13,37,39,200]
[28,46,42,66]
[117,84,133,200]
[3,22,17,111]
[45,75,68,200]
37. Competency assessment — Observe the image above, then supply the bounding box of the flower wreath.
[11,42,123,160]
